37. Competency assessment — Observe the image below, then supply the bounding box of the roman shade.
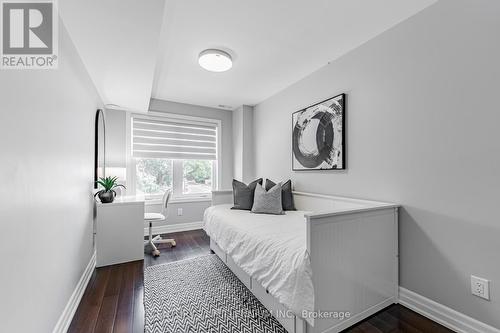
[132,116,217,160]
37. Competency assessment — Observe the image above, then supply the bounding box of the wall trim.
[144,221,204,236]
[399,287,500,333]
[53,251,96,333]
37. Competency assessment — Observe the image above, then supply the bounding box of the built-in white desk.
[95,196,145,267]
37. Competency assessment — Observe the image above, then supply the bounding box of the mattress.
[203,204,314,326]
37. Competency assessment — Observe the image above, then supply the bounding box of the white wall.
[144,200,210,227]
[233,105,254,182]
[105,108,127,169]
[0,23,102,332]
[254,0,500,328]
[233,107,243,181]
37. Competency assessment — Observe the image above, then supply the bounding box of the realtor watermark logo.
[1,0,58,69]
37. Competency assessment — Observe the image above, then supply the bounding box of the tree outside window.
[135,158,172,195]
[183,160,212,194]
[135,158,213,197]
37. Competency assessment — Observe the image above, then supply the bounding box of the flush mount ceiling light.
[198,49,232,72]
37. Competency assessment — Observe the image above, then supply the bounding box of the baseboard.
[143,221,204,236]
[52,251,96,333]
[329,297,397,333]
[399,287,500,333]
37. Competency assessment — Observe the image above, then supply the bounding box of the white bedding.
[203,204,314,326]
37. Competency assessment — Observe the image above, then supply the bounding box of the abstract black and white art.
[292,93,345,170]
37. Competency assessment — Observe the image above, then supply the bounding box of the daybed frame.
[209,190,399,333]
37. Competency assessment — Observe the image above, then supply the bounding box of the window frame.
[173,159,216,198]
[125,111,221,202]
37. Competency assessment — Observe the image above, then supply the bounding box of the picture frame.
[292,93,345,171]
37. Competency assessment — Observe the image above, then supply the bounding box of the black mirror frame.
[94,109,106,189]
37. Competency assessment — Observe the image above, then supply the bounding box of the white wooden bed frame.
[209,190,399,333]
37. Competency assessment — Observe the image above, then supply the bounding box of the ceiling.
[61,0,437,112]
[59,0,165,112]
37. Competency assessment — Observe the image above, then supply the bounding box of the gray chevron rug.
[144,254,286,333]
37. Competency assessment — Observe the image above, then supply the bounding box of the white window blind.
[132,116,217,160]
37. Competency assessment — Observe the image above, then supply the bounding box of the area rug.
[144,254,286,333]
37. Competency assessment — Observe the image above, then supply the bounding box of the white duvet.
[203,204,314,326]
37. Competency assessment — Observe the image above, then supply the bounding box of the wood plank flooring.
[68,229,454,333]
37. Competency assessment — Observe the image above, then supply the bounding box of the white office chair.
[144,189,176,257]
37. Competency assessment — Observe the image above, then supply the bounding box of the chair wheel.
[152,249,160,257]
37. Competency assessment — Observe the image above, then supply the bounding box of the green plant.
[95,176,125,194]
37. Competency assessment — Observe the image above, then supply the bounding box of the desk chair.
[144,190,176,257]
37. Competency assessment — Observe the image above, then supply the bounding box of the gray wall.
[0,24,102,332]
[254,0,500,328]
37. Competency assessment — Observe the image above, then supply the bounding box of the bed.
[204,190,399,333]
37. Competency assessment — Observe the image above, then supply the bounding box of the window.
[135,158,172,196]
[134,158,214,198]
[183,160,213,195]
[130,114,219,199]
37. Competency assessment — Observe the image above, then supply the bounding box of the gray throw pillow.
[251,183,284,215]
[231,178,263,210]
[265,179,296,211]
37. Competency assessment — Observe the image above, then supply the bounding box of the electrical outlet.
[471,275,490,300]
[177,208,183,216]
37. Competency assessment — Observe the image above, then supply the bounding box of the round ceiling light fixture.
[198,49,232,72]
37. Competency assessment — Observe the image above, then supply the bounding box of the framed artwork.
[292,93,345,171]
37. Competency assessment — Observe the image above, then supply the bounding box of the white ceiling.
[60,0,436,112]
[152,0,437,110]
[59,0,165,112]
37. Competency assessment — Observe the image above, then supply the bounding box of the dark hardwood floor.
[68,229,453,333]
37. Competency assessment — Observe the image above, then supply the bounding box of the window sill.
[144,196,212,206]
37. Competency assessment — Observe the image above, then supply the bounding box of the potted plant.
[94,176,125,203]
